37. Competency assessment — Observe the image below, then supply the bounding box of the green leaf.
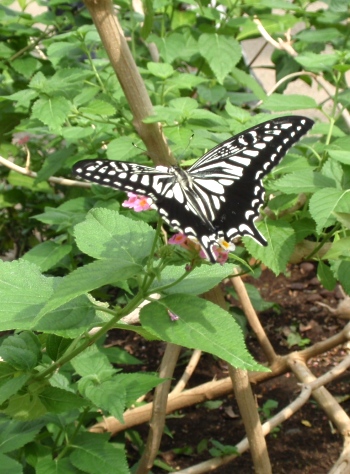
[22,242,72,272]
[0,374,31,405]
[74,208,155,261]
[272,171,335,194]
[327,149,350,165]
[0,260,54,331]
[243,220,295,275]
[198,33,241,84]
[297,27,340,43]
[7,171,52,192]
[140,294,265,371]
[262,94,317,111]
[4,393,46,421]
[231,68,266,101]
[337,261,350,294]
[31,96,72,131]
[37,259,140,317]
[36,456,76,474]
[39,386,87,413]
[317,261,337,291]
[107,136,142,161]
[71,345,113,378]
[12,56,39,79]
[0,419,45,454]
[34,295,98,338]
[295,52,338,73]
[46,335,73,362]
[147,62,174,79]
[152,264,235,295]
[0,331,41,371]
[79,378,126,423]
[79,100,116,116]
[0,454,22,474]
[323,237,350,260]
[309,188,349,233]
[70,433,129,474]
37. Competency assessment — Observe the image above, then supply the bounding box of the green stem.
[33,291,145,382]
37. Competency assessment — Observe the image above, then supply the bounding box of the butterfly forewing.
[73,116,314,262]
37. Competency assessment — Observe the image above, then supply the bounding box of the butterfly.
[73,116,314,263]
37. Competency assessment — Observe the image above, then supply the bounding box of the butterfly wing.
[186,116,314,249]
[72,160,174,202]
[73,116,314,262]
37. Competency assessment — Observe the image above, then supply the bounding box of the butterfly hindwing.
[73,116,314,262]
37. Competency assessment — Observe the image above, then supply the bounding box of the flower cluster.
[122,192,153,212]
[122,194,232,264]
[168,233,231,265]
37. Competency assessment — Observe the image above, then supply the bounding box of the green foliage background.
[0,0,349,472]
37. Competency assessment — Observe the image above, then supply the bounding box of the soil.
[116,263,350,473]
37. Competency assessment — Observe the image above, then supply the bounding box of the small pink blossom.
[212,246,229,265]
[167,309,179,321]
[12,133,30,146]
[168,233,187,245]
[122,192,152,212]
[169,232,231,264]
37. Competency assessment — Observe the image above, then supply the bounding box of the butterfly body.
[73,116,314,262]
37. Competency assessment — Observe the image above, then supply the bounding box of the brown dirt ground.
[115,262,350,473]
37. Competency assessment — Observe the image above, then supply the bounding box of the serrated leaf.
[198,33,241,84]
[0,454,22,474]
[79,379,126,423]
[31,96,71,131]
[34,295,98,338]
[0,260,54,331]
[74,208,155,261]
[0,332,41,371]
[39,387,86,413]
[272,171,335,194]
[35,456,75,474]
[0,419,45,453]
[147,62,174,79]
[152,264,235,295]
[140,294,266,371]
[22,242,72,272]
[70,433,129,474]
[317,261,337,291]
[5,393,46,420]
[262,94,317,111]
[309,188,349,233]
[295,52,338,72]
[79,100,116,116]
[243,220,295,275]
[71,345,113,378]
[323,237,350,260]
[37,259,140,317]
[0,374,31,406]
[337,261,350,294]
[107,136,142,161]
[327,149,350,165]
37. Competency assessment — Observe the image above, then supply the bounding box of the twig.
[229,366,272,474]
[0,155,91,188]
[231,269,277,364]
[83,0,175,167]
[171,349,202,395]
[135,343,182,474]
[89,322,350,435]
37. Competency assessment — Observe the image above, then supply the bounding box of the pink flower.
[167,309,179,321]
[12,133,30,146]
[122,192,152,212]
[169,233,232,264]
[212,246,229,265]
[168,233,187,245]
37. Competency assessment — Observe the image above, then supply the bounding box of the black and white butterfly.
[73,116,314,262]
